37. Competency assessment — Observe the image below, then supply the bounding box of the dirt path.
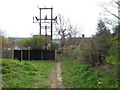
[49,61,64,88]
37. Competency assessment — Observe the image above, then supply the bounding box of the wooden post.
[21,50,22,61]
[51,8,53,49]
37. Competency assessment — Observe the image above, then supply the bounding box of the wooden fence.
[14,50,56,60]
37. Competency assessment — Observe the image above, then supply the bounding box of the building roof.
[64,37,93,47]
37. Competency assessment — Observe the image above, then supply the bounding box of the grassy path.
[56,62,64,88]
[2,57,118,88]
[49,61,64,88]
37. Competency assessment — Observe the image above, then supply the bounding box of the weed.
[2,59,55,88]
[60,56,118,88]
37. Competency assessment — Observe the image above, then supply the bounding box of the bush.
[105,36,119,65]
[64,42,96,65]
[18,36,45,50]
[51,43,60,50]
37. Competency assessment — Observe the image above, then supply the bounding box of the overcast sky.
[0,0,111,38]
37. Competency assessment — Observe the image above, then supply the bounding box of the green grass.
[1,58,55,88]
[60,56,119,88]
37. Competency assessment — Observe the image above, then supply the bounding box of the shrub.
[64,42,96,65]
[105,36,119,65]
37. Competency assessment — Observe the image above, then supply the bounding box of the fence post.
[13,50,15,59]
[28,47,30,60]
[55,50,57,61]
[42,50,43,60]
[21,50,22,61]
[13,49,14,59]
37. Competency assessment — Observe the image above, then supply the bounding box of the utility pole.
[51,8,53,44]
[33,6,57,49]
[39,8,41,35]
[45,26,47,49]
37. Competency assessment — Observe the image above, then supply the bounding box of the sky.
[0,0,113,38]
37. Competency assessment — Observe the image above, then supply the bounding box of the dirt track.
[49,61,64,88]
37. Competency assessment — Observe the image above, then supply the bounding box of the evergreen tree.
[92,20,112,65]
[94,20,112,54]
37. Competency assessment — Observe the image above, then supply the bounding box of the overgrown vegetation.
[63,20,119,66]
[60,20,119,88]
[51,42,61,51]
[60,56,118,88]
[1,59,55,88]
[18,35,45,50]
[105,36,119,65]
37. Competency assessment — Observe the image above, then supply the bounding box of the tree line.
[63,19,119,66]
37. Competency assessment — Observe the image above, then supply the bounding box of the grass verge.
[1,59,55,88]
[60,56,118,88]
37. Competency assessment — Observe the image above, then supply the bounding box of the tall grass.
[2,59,55,88]
[60,56,118,88]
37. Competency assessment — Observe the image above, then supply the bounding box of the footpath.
[49,60,64,89]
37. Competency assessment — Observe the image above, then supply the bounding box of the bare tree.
[65,24,78,38]
[106,0,120,19]
[54,14,78,47]
[0,29,5,36]
[100,0,120,23]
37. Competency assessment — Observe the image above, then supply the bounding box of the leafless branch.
[104,7,120,20]
[54,14,78,45]
[0,29,5,36]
